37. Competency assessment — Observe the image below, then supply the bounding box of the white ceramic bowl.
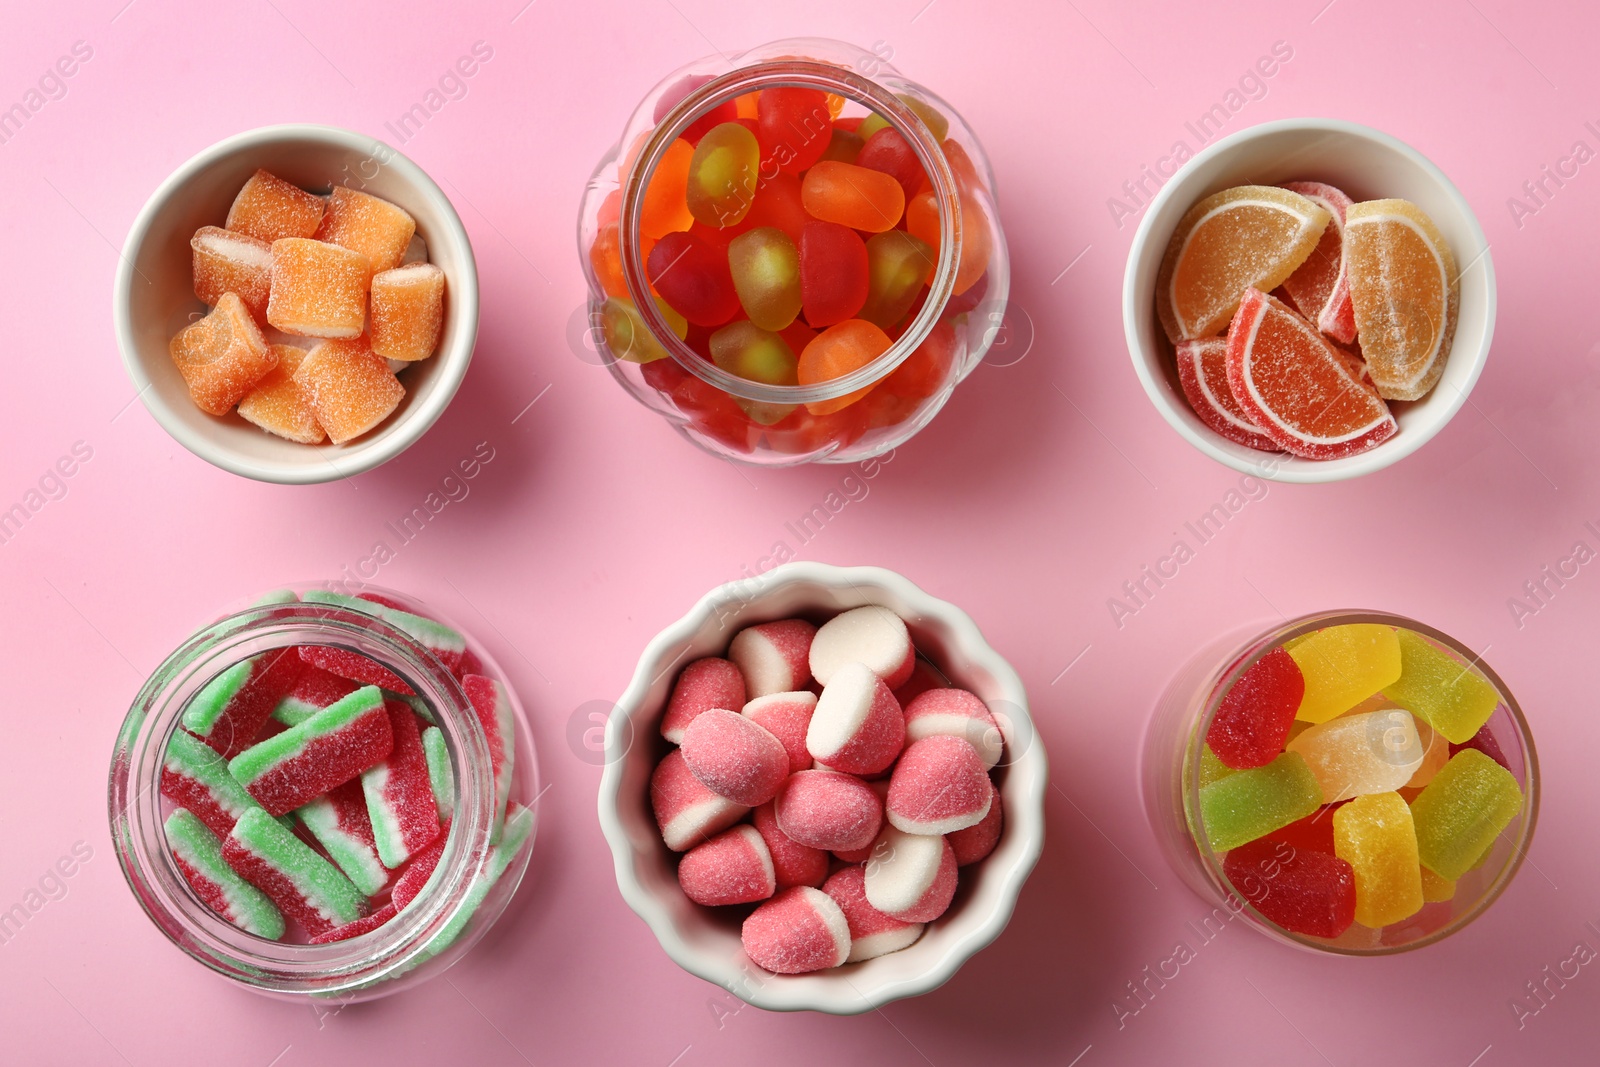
[1123,118,1495,483]
[597,562,1047,1014]
[113,124,479,484]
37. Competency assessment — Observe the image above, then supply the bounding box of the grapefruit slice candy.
[1225,288,1396,460]
[1279,181,1357,345]
[1176,337,1279,452]
[1156,185,1331,344]
[1344,198,1458,401]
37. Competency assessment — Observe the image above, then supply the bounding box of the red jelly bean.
[1223,838,1356,939]
[648,231,741,326]
[799,221,869,327]
[758,87,833,175]
[856,128,924,202]
[1206,646,1304,769]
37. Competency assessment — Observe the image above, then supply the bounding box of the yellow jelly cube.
[1288,624,1402,724]
[1380,629,1501,744]
[1333,791,1424,928]
[1198,744,1236,788]
[1419,866,1456,903]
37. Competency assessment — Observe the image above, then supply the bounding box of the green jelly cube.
[1199,751,1324,852]
[1410,749,1523,880]
[1381,629,1501,744]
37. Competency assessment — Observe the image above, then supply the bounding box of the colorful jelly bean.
[859,231,935,329]
[687,122,760,228]
[600,296,688,364]
[797,320,893,415]
[641,138,695,240]
[799,221,869,327]
[757,87,833,175]
[728,227,802,331]
[856,128,924,201]
[648,230,741,326]
[802,161,906,232]
[709,322,799,425]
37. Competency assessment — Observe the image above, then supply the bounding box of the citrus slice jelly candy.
[1176,337,1278,452]
[728,227,802,331]
[1410,749,1523,881]
[1333,791,1424,928]
[1279,181,1357,344]
[1198,751,1323,852]
[802,161,906,233]
[1286,709,1425,802]
[1156,185,1330,343]
[1344,199,1458,401]
[1287,624,1402,724]
[797,320,892,415]
[686,122,760,228]
[1379,629,1501,744]
[1225,288,1396,459]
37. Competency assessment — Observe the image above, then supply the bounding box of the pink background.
[2,0,1597,1063]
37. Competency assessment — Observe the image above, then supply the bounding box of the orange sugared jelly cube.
[169,293,278,415]
[797,319,893,415]
[369,263,445,362]
[267,238,369,339]
[191,226,272,319]
[237,345,325,444]
[292,337,405,444]
[314,186,416,274]
[225,169,325,243]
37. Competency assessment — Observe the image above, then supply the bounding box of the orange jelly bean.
[906,188,990,296]
[801,161,905,233]
[797,319,892,414]
[641,138,695,240]
[589,223,657,299]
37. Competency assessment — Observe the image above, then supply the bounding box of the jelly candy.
[183,646,303,758]
[311,904,396,944]
[1344,199,1458,400]
[1279,182,1357,344]
[709,322,798,425]
[296,779,388,896]
[361,700,442,867]
[600,296,688,364]
[292,337,406,445]
[1406,720,1451,788]
[1287,624,1402,723]
[299,645,415,695]
[818,128,864,165]
[879,320,956,402]
[463,675,516,840]
[904,187,990,296]
[799,221,869,327]
[1226,288,1396,460]
[314,186,416,274]
[1420,866,1456,902]
[1207,646,1304,769]
[647,230,740,326]
[169,293,279,417]
[1452,727,1512,771]
[267,238,370,339]
[640,137,696,240]
[191,226,272,319]
[1410,749,1523,881]
[652,75,738,144]
[686,121,760,228]
[237,346,326,445]
[1156,185,1330,343]
[899,94,949,141]
[1286,708,1425,802]
[421,725,454,823]
[222,807,368,937]
[801,161,906,232]
[589,221,651,299]
[228,685,394,816]
[1223,838,1356,939]
[1198,745,1237,788]
[225,168,325,243]
[1379,628,1500,744]
[1332,792,1424,928]
[1176,337,1278,452]
[858,231,935,329]
[856,128,924,201]
[797,320,892,415]
[1198,751,1323,852]
[161,730,270,839]
[727,227,802,331]
[369,263,446,362]
[1268,805,1342,856]
[167,809,285,938]
[743,171,810,243]
[757,87,833,175]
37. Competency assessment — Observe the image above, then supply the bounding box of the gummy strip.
[166,809,285,939]
[362,704,441,868]
[421,726,455,824]
[228,808,367,931]
[464,676,516,841]
[161,730,264,835]
[229,686,385,788]
[303,591,467,660]
[296,783,389,897]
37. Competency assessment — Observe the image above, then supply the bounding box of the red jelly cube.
[1223,838,1356,939]
[799,221,869,328]
[1207,646,1304,769]
[648,231,740,327]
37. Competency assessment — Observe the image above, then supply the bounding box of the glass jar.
[1142,610,1537,954]
[109,584,539,1001]
[578,37,1009,465]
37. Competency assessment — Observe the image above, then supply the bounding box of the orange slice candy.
[1344,199,1458,401]
[1225,288,1396,460]
[1176,337,1278,452]
[1157,186,1330,344]
[1279,181,1357,345]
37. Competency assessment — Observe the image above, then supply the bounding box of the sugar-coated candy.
[1286,708,1424,802]
[774,769,883,852]
[272,664,358,727]
[369,263,445,362]
[903,688,1002,769]
[296,779,388,896]
[304,591,467,674]
[858,231,934,329]
[362,701,443,867]
[1198,744,1237,788]
[727,227,802,331]
[1175,338,1278,452]
[741,886,850,974]
[677,825,776,906]
[810,605,915,689]
[1333,792,1424,928]
[864,827,957,922]
[391,831,447,911]
[1223,838,1355,939]
[729,619,815,697]
[227,685,394,816]
[1156,185,1330,343]
[680,708,790,806]
[1419,866,1456,902]
[893,659,947,707]
[314,186,416,274]
[1208,647,1304,769]
[1452,727,1512,772]
[310,904,396,944]
[886,736,991,835]
[660,657,748,743]
[237,345,326,444]
[1225,288,1396,460]
[225,169,325,243]
[410,805,534,962]
[802,161,906,232]
[808,662,906,776]
[824,864,923,962]
[267,238,370,339]
[1406,720,1451,788]
[856,128,924,202]
[1287,624,1402,724]
[797,319,893,415]
[757,87,833,176]
[1410,749,1523,881]
[1344,198,1458,401]
[421,725,454,823]
[293,337,405,444]
[741,692,817,775]
[223,807,368,937]
[183,647,304,758]
[799,221,869,327]
[162,730,269,839]
[1199,751,1324,852]
[169,293,279,416]
[648,230,740,326]
[1268,805,1341,855]
[640,137,696,240]
[463,675,516,840]
[686,122,759,228]
[1379,629,1500,745]
[166,809,285,939]
[651,749,749,851]
[299,644,414,695]
[947,777,1003,866]
[1278,182,1357,344]
[751,802,828,889]
[191,226,272,318]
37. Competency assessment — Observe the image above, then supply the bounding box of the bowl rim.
[112,122,480,485]
[1121,116,1497,485]
[596,561,1048,1014]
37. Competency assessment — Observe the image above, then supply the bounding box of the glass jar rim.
[618,55,964,405]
